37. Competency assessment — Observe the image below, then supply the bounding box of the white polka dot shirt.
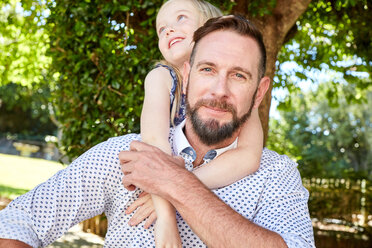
[0,122,315,247]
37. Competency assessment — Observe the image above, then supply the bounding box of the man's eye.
[202,67,212,72]
[235,73,245,79]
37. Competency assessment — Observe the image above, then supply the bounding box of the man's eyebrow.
[196,61,216,68]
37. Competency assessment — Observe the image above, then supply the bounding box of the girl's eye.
[158,27,165,34]
[177,15,186,21]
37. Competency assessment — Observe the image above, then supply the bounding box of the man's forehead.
[197,29,256,50]
[192,30,260,74]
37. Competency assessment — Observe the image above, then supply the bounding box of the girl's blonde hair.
[158,0,222,126]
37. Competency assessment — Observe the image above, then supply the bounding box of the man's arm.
[0,239,31,248]
[252,152,315,247]
[0,137,123,247]
[165,167,287,247]
[120,141,287,247]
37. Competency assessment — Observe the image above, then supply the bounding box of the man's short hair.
[190,15,267,80]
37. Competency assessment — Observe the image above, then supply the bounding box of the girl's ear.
[182,61,191,94]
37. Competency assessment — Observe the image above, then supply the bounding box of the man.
[0,16,315,247]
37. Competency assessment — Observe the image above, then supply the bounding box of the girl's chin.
[166,56,188,68]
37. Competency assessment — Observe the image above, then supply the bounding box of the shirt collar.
[173,119,238,163]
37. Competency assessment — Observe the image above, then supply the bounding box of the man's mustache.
[193,99,237,116]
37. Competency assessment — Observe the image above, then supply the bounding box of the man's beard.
[186,90,257,146]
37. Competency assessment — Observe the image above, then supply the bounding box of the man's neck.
[184,119,238,166]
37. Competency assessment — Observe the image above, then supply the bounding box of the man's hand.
[119,141,186,198]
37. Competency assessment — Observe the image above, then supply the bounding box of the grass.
[0,153,64,199]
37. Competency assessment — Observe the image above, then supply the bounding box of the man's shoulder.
[103,133,142,150]
[259,148,307,194]
[107,133,141,141]
[260,148,298,173]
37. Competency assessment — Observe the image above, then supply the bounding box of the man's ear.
[182,61,191,95]
[254,76,270,108]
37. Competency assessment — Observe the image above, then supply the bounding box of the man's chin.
[187,100,243,146]
[190,118,237,146]
[199,118,231,130]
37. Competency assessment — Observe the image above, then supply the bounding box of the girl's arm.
[141,66,173,155]
[140,66,182,247]
[193,108,263,189]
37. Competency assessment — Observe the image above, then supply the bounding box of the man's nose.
[211,74,230,98]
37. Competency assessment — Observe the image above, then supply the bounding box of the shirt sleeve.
[252,154,315,248]
[0,139,120,247]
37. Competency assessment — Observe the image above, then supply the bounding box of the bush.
[46,0,163,159]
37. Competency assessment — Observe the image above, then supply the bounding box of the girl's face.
[156,0,202,69]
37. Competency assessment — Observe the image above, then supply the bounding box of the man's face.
[183,30,268,146]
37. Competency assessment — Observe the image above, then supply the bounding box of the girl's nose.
[165,26,175,36]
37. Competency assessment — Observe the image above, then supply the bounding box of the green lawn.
[0,153,65,199]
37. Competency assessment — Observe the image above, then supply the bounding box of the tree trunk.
[232,0,312,144]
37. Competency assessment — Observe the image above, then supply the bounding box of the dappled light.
[1,0,371,247]
[304,178,371,247]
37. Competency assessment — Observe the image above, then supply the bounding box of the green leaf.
[119,5,130,12]
[74,21,86,37]
[146,8,155,15]
[111,80,120,90]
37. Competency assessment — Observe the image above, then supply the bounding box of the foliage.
[0,0,56,141]
[0,82,56,140]
[45,0,158,159]
[0,0,51,86]
[275,0,371,106]
[3,0,371,162]
[267,80,372,180]
[269,0,372,180]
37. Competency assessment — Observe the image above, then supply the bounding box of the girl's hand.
[126,192,157,228]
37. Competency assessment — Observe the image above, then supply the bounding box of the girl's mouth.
[169,37,184,48]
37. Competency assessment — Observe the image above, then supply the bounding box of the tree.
[0,0,51,86]
[231,0,311,142]
[40,0,371,159]
[267,80,372,179]
[0,82,56,140]
[276,0,371,106]
[46,1,159,158]
[0,0,57,140]
[232,0,371,142]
